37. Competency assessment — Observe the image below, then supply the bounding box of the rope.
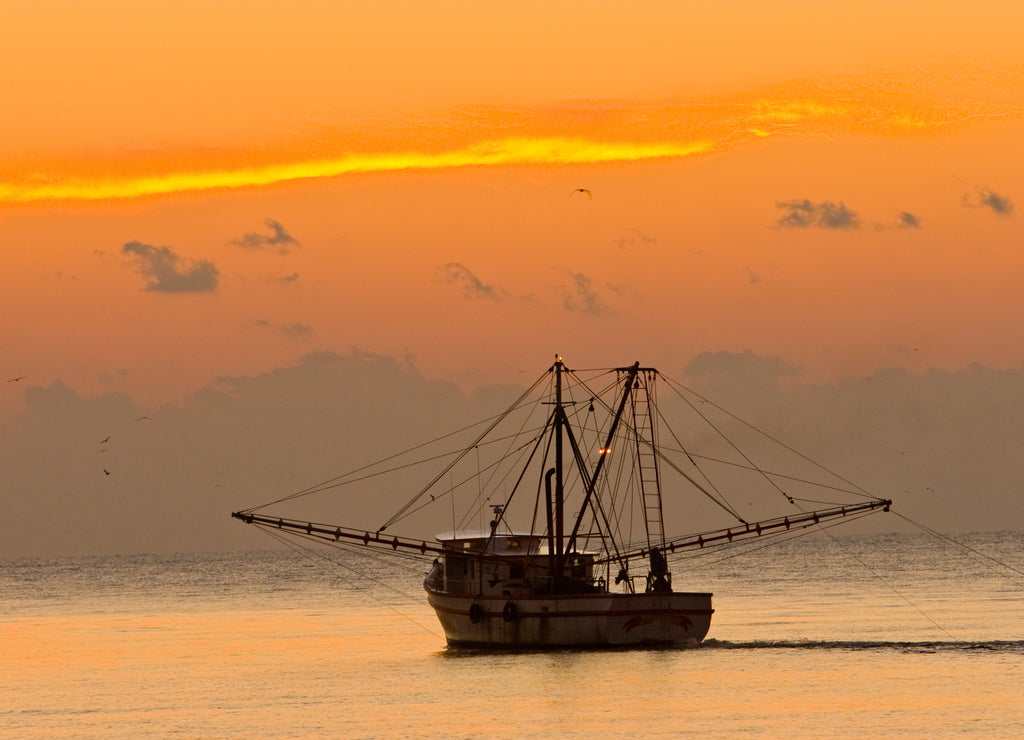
[893,511,1024,586]
[379,368,551,530]
[258,526,444,640]
[814,520,956,640]
[241,369,552,515]
[661,374,879,502]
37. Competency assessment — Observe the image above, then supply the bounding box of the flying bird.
[100,435,111,444]
[569,188,592,199]
[6,376,26,382]
[104,469,111,476]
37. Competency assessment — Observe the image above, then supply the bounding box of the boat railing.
[434,573,611,597]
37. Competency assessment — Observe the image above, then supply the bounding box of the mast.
[562,362,641,564]
[553,355,565,589]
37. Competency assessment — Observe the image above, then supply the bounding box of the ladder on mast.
[631,370,665,549]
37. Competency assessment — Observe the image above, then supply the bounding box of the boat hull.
[426,588,713,648]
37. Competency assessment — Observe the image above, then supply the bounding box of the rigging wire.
[661,374,880,502]
[653,404,745,521]
[893,511,1024,586]
[237,363,899,578]
[812,519,956,640]
[664,448,870,500]
[451,413,554,533]
[664,377,800,509]
[662,512,957,641]
[257,526,444,640]
[665,509,883,567]
[243,368,552,517]
[455,390,553,532]
[379,368,552,531]
[243,409,521,512]
[575,370,747,522]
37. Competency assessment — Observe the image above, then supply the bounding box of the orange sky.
[4,2,1024,554]
[2,1,1023,409]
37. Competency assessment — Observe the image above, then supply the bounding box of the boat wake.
[435,638,1024,658]
[700,638,1024,654]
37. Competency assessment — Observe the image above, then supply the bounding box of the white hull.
[426,588,713,648]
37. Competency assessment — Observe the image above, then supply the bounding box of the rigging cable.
[812,519,956,640]
[660,448,869,501]
[662,374,880,502]
[575,370,747,522]
[664,376,799,510]
[893,511,1024,586]
[653,403,746,521]
[379,368,552,531]
[257,525,444,640]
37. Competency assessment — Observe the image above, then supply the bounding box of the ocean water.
[2,532,1022,739]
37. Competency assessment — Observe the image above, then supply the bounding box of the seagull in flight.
[6,376,26,382]
[100,435,111,444]
[569,188,592,199]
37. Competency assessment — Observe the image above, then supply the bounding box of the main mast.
[553,355,566,589]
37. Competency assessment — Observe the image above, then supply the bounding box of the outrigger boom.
[231,496,891,566]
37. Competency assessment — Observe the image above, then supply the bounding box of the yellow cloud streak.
[4,65,1019,207]
[0,137,713,204]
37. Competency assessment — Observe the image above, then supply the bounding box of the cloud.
[268,272,300,287]
[232,218,299,253]
[613,228,658,250]
[897,211,921,228]
[0,350,476,556]
[677,353,1024,534]
[254,319,313,339]
[775,199,860,229]
[7,63,1016,206]
[561,273,611,315]
[685,350,800,387]
[122,241,219,293]
[977,189,1014,216]
[440,262,500,300]
[5,350,1024,556]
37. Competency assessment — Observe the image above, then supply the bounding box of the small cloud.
[440,262,500,300]
[978,189,1014,216]
[278,323,312,339]
[897,211,922,228]
[269,272,301,287]
[613,228,658,250]
[233,218,299,253]
[561,273,611,316]
[254,319,312,339]
[775,199,860,229]
[122,241,218,293]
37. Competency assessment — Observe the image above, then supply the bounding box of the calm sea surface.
[3,532,1022,738]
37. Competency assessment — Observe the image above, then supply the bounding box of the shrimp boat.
[232,357,892,648]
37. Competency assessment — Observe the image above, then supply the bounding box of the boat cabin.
[431,532,603,597]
